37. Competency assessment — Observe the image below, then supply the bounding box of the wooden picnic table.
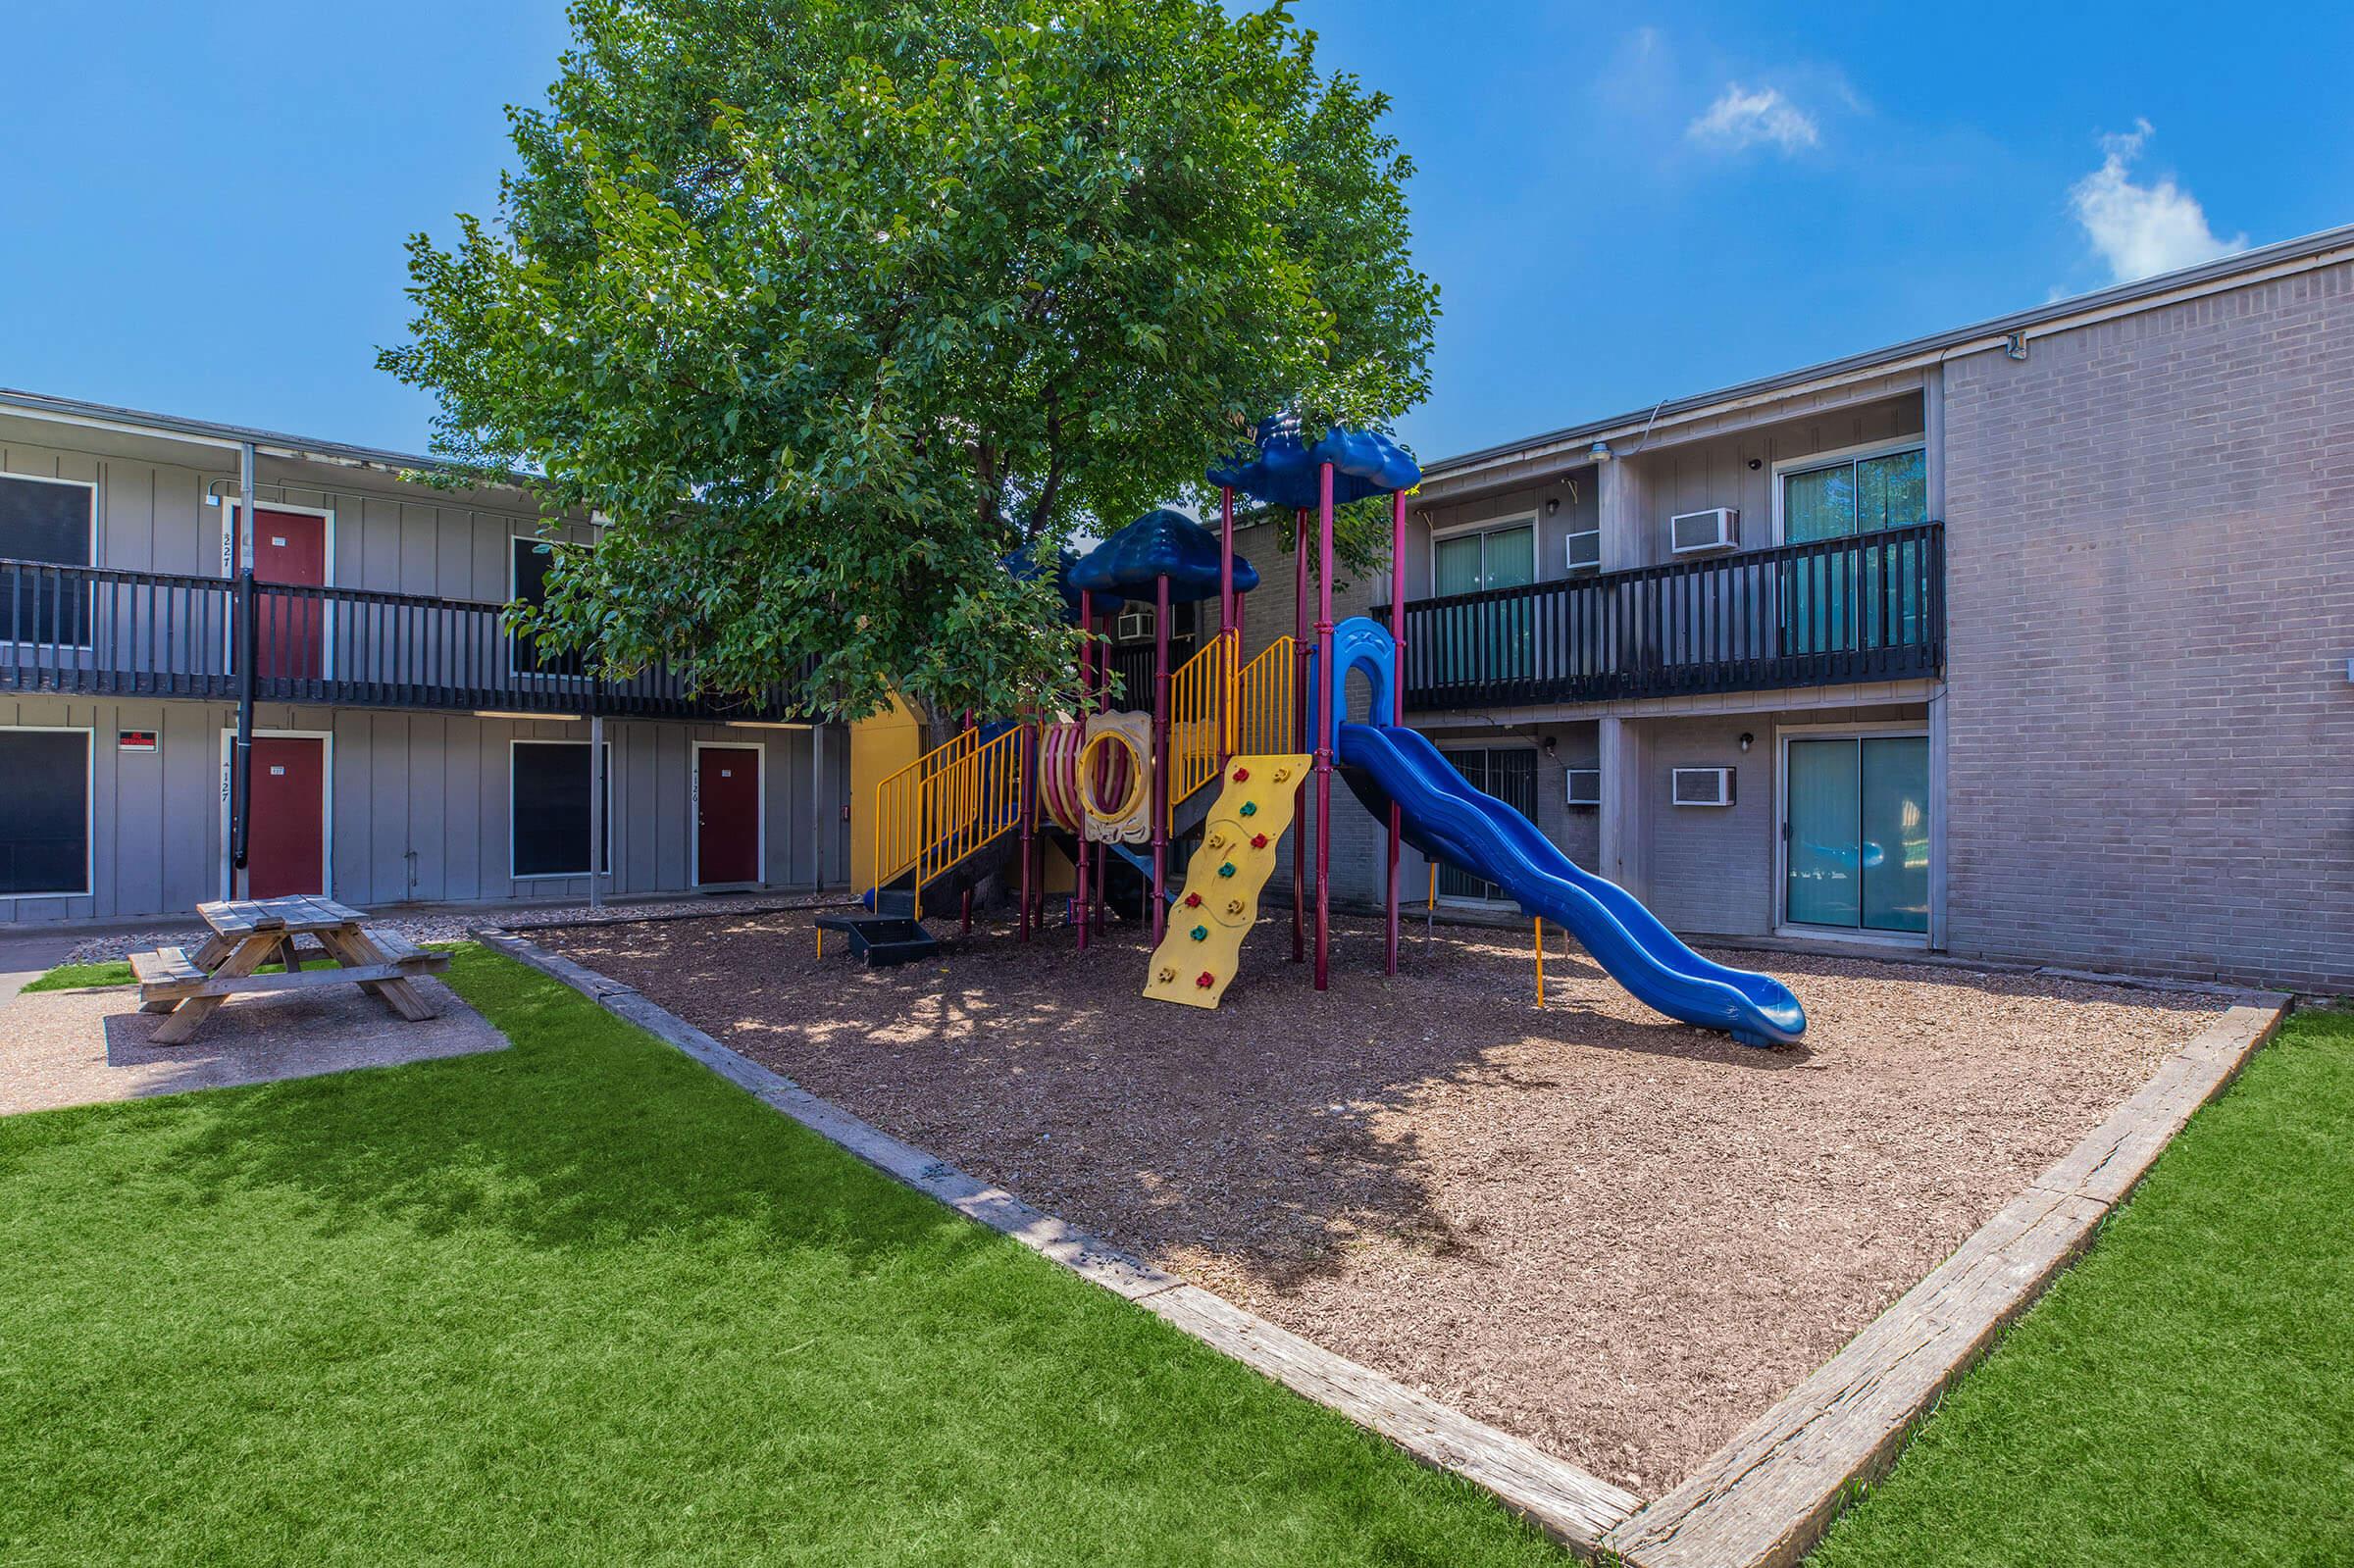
[131,895,450,1045]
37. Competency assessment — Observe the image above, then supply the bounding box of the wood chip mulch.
[536,907,2225,1496]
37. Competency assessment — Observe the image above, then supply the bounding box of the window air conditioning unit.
[1114,604,1154,641]
[1670,767,1735,807]
[1669,507,1739,554]
[1565,768,1602,807]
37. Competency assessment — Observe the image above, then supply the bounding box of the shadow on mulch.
[542,907,1802,1292]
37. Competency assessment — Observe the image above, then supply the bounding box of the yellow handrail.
[1231,635,1298,758]
[1166,632,1233,831]
[871,722,1029,919]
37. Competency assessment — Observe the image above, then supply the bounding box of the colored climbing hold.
[1225,898,1245,917]
[1251,833,1269,849]
[1217,862,1237,879]
[1272,767,1291,783]
[1184,892,1203,908]
[1191,925,1209,941]
[1196,972,1216,988]
[1156,966,1177,983]
[1240,801,1258,817]
[1232,767,1251,783]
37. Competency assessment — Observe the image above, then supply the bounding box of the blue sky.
[3,2,2348,465]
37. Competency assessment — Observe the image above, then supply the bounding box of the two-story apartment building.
[1234,224,2354,995]
[0,391,850,927]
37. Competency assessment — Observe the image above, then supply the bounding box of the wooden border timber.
[470,926,1639,1553]
[1602,998,2289,1568]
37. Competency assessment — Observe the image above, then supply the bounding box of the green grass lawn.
[1811,1005,2354,1567]
[0,944,1559,1566]
[21,957,341,992]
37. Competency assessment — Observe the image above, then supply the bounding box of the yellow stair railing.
[1231,634,1298,759]
[1166,633,1232,832]
[871,722,1029,920]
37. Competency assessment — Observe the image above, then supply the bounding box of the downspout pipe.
[229,440,258,891]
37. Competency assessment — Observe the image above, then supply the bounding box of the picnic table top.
[196,895,372,937]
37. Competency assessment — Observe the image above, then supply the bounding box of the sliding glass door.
[1783,733,1929,936]
[1780,445,1928,656]
[1431,519,1537,685]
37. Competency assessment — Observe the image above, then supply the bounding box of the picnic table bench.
[132,895,450,1045]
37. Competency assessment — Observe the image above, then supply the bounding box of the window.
[1779,445,1926,543]
[510,536,585,679]
[1431,516,1538,596]
[1776,444,1930,656]
[1436,746,1538,901]
[1430,516,1539,687]
[0,729,91,896]
[0,474,95,647]
[510,739,612,879]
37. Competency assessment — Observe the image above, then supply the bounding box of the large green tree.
[382,0,1436,721]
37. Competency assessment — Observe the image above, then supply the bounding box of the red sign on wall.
[118,731,158,753]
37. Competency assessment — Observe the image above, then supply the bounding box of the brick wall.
[1943,260,2354,992]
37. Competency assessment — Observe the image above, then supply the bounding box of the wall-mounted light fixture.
[1738,732,1755,752]
[1542,735,1558,757]
[1544,496,1560,517]
[1747,457,1763,471]
[1588,440,1613,463]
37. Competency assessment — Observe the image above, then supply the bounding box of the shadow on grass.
[123,948,987,1274]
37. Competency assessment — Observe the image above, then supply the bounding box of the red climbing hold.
[1232,767,1251,783]
[1251,833,1269,849]
[1184,892,1203,908]
[1196,971,1216,988]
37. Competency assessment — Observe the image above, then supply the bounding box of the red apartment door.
[246,736,327,898]
[249,507,328,681]
[695,746,760,885]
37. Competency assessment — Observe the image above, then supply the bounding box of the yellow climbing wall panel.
[1142,753,1311,1010]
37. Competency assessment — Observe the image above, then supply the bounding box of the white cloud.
[2069,120,2245,283]
[1686,84,1818,155]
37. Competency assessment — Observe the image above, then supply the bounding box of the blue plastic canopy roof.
[1069,508,1261,604]
[1206,415,1421,510]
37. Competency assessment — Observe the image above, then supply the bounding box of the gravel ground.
[537,907,2226,1496]
[56,890,851,968]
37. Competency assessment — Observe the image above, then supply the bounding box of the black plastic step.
[814,914,941,967]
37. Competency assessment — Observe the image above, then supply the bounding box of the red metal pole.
[1314,461,1336,991]
[1075,590,1092,951]
[1150,572,1172,943]
[1291,507,1308,964]
[1386,487,1406,976]
[1095,603,1109,936]
[1019,711,1035,942]
[1219,485,1236,769]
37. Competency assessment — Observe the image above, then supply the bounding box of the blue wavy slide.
[1312,613,1804,1046]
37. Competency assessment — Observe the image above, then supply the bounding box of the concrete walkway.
[1,973,507,1117]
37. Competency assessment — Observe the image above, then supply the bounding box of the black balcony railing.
[0,558,815,722]
[1399,522,1944,710]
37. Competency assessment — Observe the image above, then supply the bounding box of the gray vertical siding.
[1632,704,1926,937]
[0,697,850,925]
[0,420,585,602]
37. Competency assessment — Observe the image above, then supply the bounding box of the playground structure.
[822,418,1807,1046]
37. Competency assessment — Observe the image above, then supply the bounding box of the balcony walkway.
[0,559,813,723]
[1399,522,1944,712]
